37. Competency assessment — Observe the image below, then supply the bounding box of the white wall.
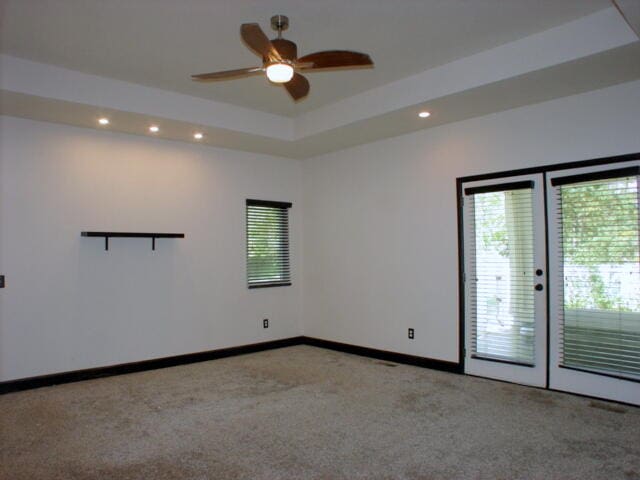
[3,80,640,382]
[302,80,640,363]
[0,117,303,381]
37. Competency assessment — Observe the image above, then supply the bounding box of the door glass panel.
[557,175,640,379]
[469,188,535,365]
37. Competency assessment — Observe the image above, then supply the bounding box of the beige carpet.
[1,345,639,480]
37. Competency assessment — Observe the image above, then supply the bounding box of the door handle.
[535,283,543,291]
[0,275,4,288]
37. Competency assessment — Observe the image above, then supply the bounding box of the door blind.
[246,199,292,288]
[552,168,640,380]
[466,184,536,365]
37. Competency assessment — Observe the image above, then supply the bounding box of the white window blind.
[246,199,292,288]
[552,167,640,380]
[466,182,536,365]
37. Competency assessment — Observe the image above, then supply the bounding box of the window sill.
[248,282,292,289]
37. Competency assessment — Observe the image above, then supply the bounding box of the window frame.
[246,198,292,289]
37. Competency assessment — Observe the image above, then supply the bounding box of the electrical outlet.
[263,318,269,329]
[408,328,414,339]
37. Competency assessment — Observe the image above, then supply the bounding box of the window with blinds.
[466,182,536,365]
[552,167,640,380]
[246,199,292,288]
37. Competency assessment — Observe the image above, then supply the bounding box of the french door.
[547,162,640,405]
[461,160,640,405]
[462,174,547,387]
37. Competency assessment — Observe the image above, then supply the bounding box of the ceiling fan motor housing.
[267,39,297,63]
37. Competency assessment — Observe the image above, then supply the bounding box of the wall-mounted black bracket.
[81,232,185,251]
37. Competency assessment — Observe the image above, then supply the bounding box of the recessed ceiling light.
[149,125,159,133]
[98,117,110,125]
[418,111,431,118]
[193,132,204,140]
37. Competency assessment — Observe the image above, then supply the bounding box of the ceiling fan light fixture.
[191,16,374,101]
[266,63,294,83]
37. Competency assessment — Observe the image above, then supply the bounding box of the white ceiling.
[0,0,611,117]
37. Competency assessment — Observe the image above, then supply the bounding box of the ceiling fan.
[191,15,374,101]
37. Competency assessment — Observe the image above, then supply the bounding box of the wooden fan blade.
[296,50,373,70]
[191,67,263,81]
[284,73,310,101]
[241,23,281,61]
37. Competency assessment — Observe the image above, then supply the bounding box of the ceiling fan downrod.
[270,14,289,39]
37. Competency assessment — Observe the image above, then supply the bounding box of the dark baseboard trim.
[0,336,305,395]
[4,335,635,407]
[0,336,462,395]
[302,336,463,374]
